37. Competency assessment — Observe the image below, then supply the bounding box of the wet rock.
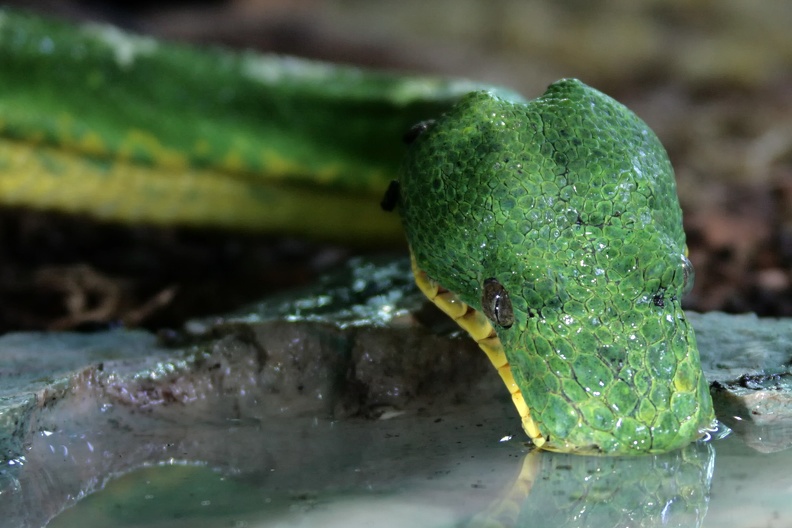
[1,257,792,525]
[690,311,792,452]
[0,257,499,527]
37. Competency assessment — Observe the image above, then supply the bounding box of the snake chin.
[537,437,607,456]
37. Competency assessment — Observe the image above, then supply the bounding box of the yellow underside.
[0,137,402,244]
[409,251,546,448]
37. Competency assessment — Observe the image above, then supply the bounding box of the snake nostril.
[653,287,666,308]
[482,278,515,328]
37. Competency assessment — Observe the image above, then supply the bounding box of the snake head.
[399,79,714,454]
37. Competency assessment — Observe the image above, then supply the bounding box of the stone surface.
[1,257,792,525]
[691,311,792,452]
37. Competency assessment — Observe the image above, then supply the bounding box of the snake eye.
[482,278,514,329]
[403,120,435,144]
[681,255,695,296]
[380,180,400,212]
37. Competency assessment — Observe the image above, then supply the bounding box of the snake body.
[0,9,519,243]
[1,11,715,454]
[395,80,715,454]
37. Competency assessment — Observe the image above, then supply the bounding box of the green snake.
[0,10,714,455]
[388,81,715,454]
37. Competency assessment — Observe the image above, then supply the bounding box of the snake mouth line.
[408,252,682,456]
[408,250,547,448]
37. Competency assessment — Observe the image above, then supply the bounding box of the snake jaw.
[409,250,548,448]
[409,250,629,455]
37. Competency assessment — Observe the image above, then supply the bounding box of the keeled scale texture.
[399,79,714,454]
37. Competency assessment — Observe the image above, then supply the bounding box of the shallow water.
[4,280,792,527]
[44,400,792,528]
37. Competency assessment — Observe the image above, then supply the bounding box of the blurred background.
[3,0,792,330]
